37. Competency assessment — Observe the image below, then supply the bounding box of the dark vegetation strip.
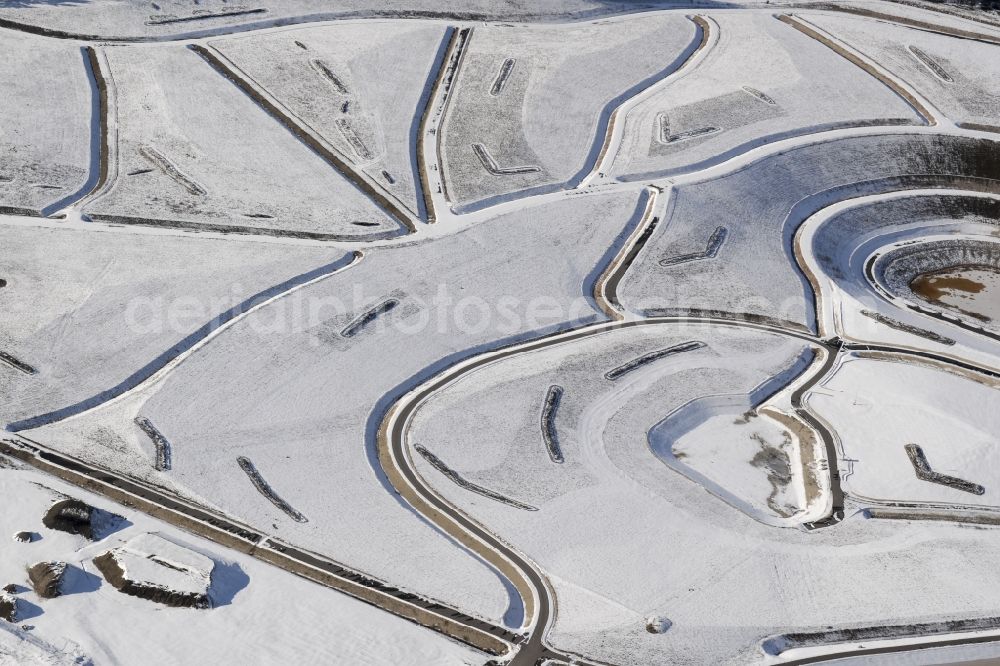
[341,299,399,338]
[860,310,955,345]
[334,118,374,160]
[540,385,564,464]
[139,145,206,195]
[907,45,953,83]
[236,456,309,522]
[89,213,399,242]
[189,45,415,233]
[604,341,706,381]
[763,615,1000,656]
[440,28,471,108]
[0,206,41,217]
[134,417,172,471]
[0,438,512,655]
[0,351,36,375]
[960,122,1000,134]
[309,59,348,93]
[414,445,538,511]
[489,58,516,96]
[657,114,720,144]
[471,143,540,176]
[866,507,1000,525]
[904,443,985,495]
[742,85,777,105]
[146,8,267,25]
[659,226,728,267]
[413,28,456,224]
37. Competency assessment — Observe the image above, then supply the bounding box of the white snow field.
[0,0,759,40]
[85,44,403,240]
[616,132,1000,330]
[407,324,821,527]
[4,1,1000,664]
[0,462,483,666]
[608,13,922,181]
[18,192,646,628]
[439,13,697,210]
[807,355,1000,509]
[406,323,1000,665]
[805,11,1000,130]
[0,222,346,429]
[0,31,93,217]
[798,191,1000,369]
[211,21,448,218]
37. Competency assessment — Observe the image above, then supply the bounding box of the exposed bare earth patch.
[910,267,1000,323]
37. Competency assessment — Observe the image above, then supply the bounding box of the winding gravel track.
[4,6,1000,664]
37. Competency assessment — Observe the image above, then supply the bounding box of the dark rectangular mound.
[93,551,211,609]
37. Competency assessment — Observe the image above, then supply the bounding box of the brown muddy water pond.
[910,267,1000,323]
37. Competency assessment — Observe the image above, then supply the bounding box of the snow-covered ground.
[608,13,922,181]
[18,192,645,627]
[0,221,345,429]
[4,2,1000,663]
[405,322,1000,664]
[211,21,448,218]
[617,132,1000,330]
[0,31,93,216]
[85,43,402,240]
[0,460,485,665]
[797,190,1000,369]
[0,0,846,41]
[439,13,696,210]
[807,354,1000,509]
[805,11,1000,129]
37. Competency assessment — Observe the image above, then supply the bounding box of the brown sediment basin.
[910,266,1000,323]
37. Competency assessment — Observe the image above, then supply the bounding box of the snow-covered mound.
[93,533,216,609]
[0,591,17,622]
[27,561,67,599]
[42,497,123,542]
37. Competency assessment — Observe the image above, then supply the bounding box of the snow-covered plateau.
[1,1,1000,664]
